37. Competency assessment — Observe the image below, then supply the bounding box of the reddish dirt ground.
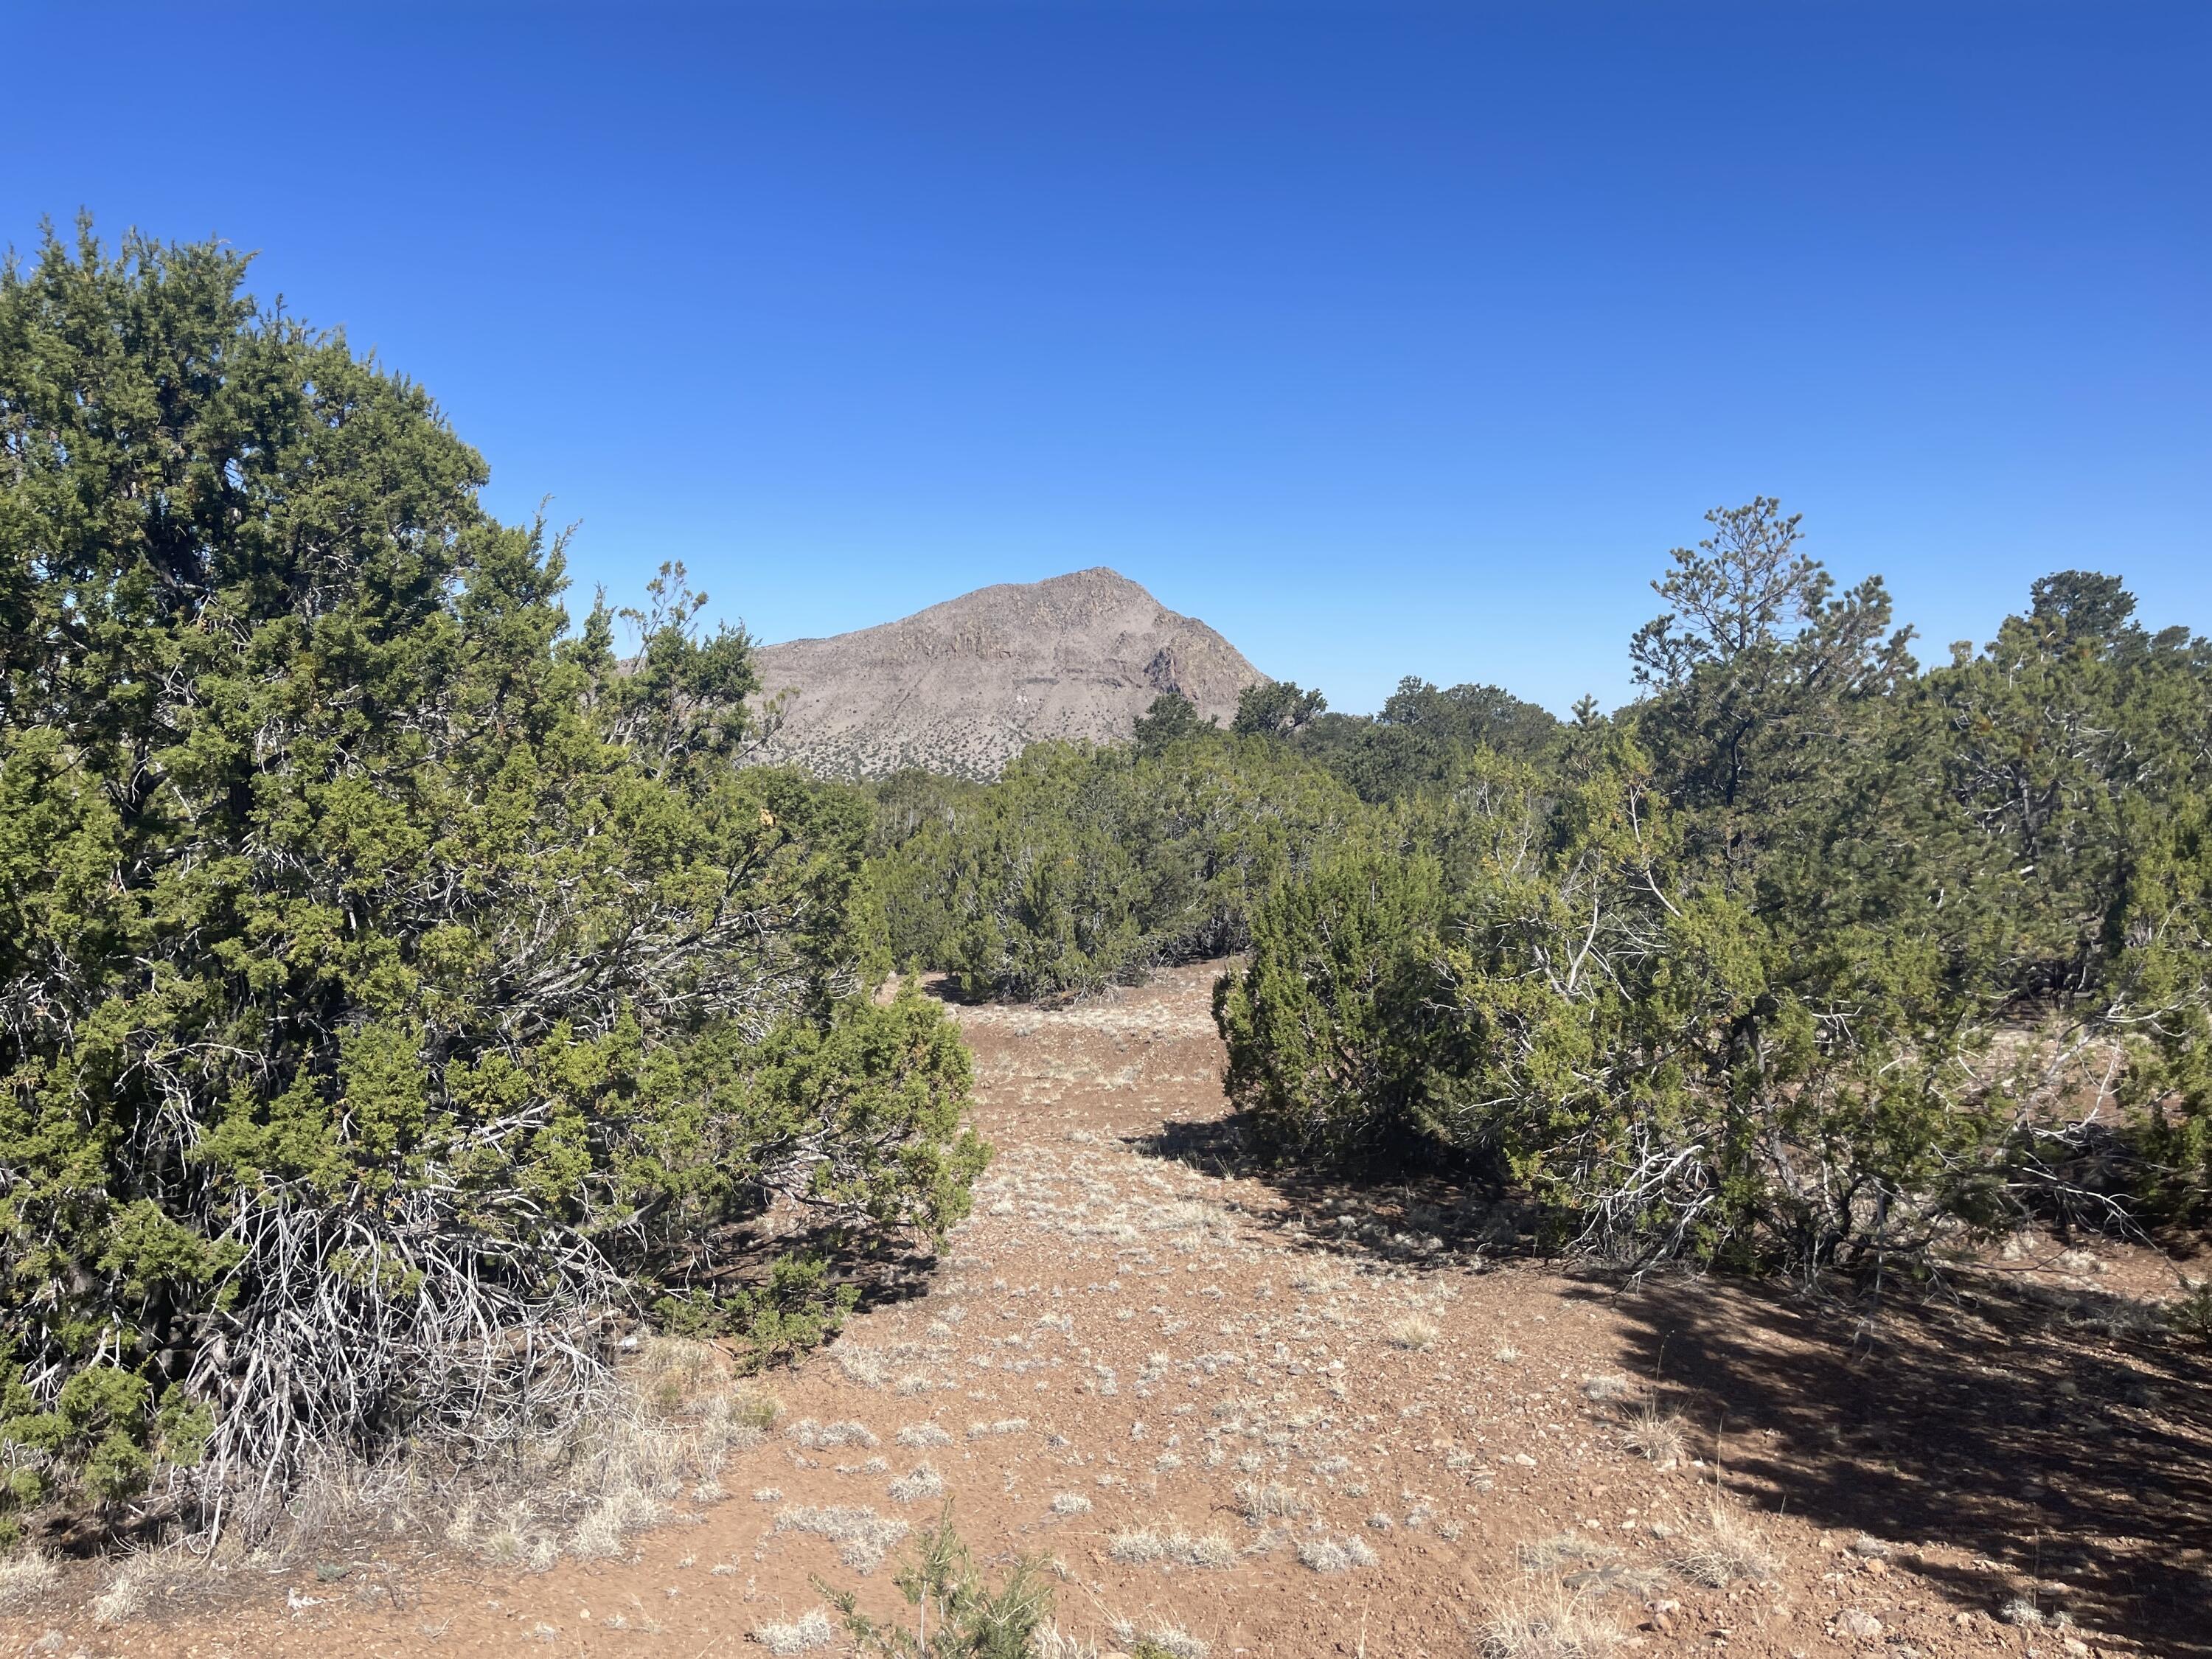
[5,962,2209,1658]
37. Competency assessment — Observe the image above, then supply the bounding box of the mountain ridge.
[750,567,1266,779]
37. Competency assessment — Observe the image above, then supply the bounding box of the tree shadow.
[652,1217,947,1321]
[1133,1107,2211,1651]
[1131,1110,1528,1273]
[1602,1270,2212,1655]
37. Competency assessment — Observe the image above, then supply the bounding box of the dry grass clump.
[636,1334,779,1427]
[833,1346,891,1388]
[1520,1534,1619,1572]
[1108,1525,1236,1568]
[478,1500,563,1569]
[91,1545,192,1626]
[1618,1402,1689,1467]
[1295,1535,1380,1573]
[773,1504,909,1573]
[888,1464,946,1503]
[1666,1502,1778,1587]
[789,1417,879,1450]
[557,1383,766,1561]
[633,1334,721,1409]
[967,1416,1029,1439]
[730,1387,784,1434]
[897,1421,953,1448]
[1049,1491,1094,1515]
[1034,1624,1102,1659]
[1385,1316,1440,1352]
[1232,1480,1310,1523]
[1477,1581,1626,1659]
[569,1475,673,1560]
[1517,1533,1665,1598]
[332,1336,775,1573]
[751,1607,837,1655]
[2162,1279,2212,1344]
[0,1550,62,1611]
[1110,1618,1209,1658]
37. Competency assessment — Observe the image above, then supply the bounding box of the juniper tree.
[1217,511,2212,1275]
[0,223,984,1540]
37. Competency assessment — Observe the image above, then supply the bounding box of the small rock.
[1833,1609,1882,1640]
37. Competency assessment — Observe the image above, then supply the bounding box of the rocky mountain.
[748,567,1265,779]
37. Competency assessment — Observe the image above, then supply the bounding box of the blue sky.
[10,2,2206,713]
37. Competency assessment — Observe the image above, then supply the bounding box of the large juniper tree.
[0,223,984,1540]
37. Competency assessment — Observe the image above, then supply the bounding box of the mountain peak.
[752,569,1265,779]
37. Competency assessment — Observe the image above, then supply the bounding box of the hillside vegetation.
[4,223,2210,1630]
[870,502,2212,1287]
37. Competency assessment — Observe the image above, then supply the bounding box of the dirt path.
[5,963,2205,1658]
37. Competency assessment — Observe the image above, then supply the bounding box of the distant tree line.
[864,736,1358,1001]
[871,498,2212,1293]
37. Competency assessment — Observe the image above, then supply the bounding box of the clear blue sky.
[10,3,2207,714]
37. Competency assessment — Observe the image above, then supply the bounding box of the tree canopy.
[0,224,984,1540]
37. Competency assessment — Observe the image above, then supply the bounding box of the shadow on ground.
[1133,1111,1526,1271]
[1139,1116,2212,1652]
[1601,1271,2212,1656]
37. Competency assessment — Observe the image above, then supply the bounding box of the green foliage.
[938,743,1150,1000]
[1377,677,1562,760]
[1232,679,1326,737]
[655,1253,861,1366]
[1217,499,2212,1277]
[2163,1281,2212,1347]
[1627,496,1917,883]
[0,223,984,1534]
[872,735,1360,1001]
[1907,588,2212,1001]
[818,1501,1054,1658]
[1289,677,1562,802]
[1215,841,1447,1161]
[2111,792,2212,1214]
[1132,690,1214,754]
[862,770,987,974]
[1431,751,2020,1271]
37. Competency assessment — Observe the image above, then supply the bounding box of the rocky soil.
[5,964,2208,1658]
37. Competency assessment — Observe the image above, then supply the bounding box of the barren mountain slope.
[750,567,1266,779]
